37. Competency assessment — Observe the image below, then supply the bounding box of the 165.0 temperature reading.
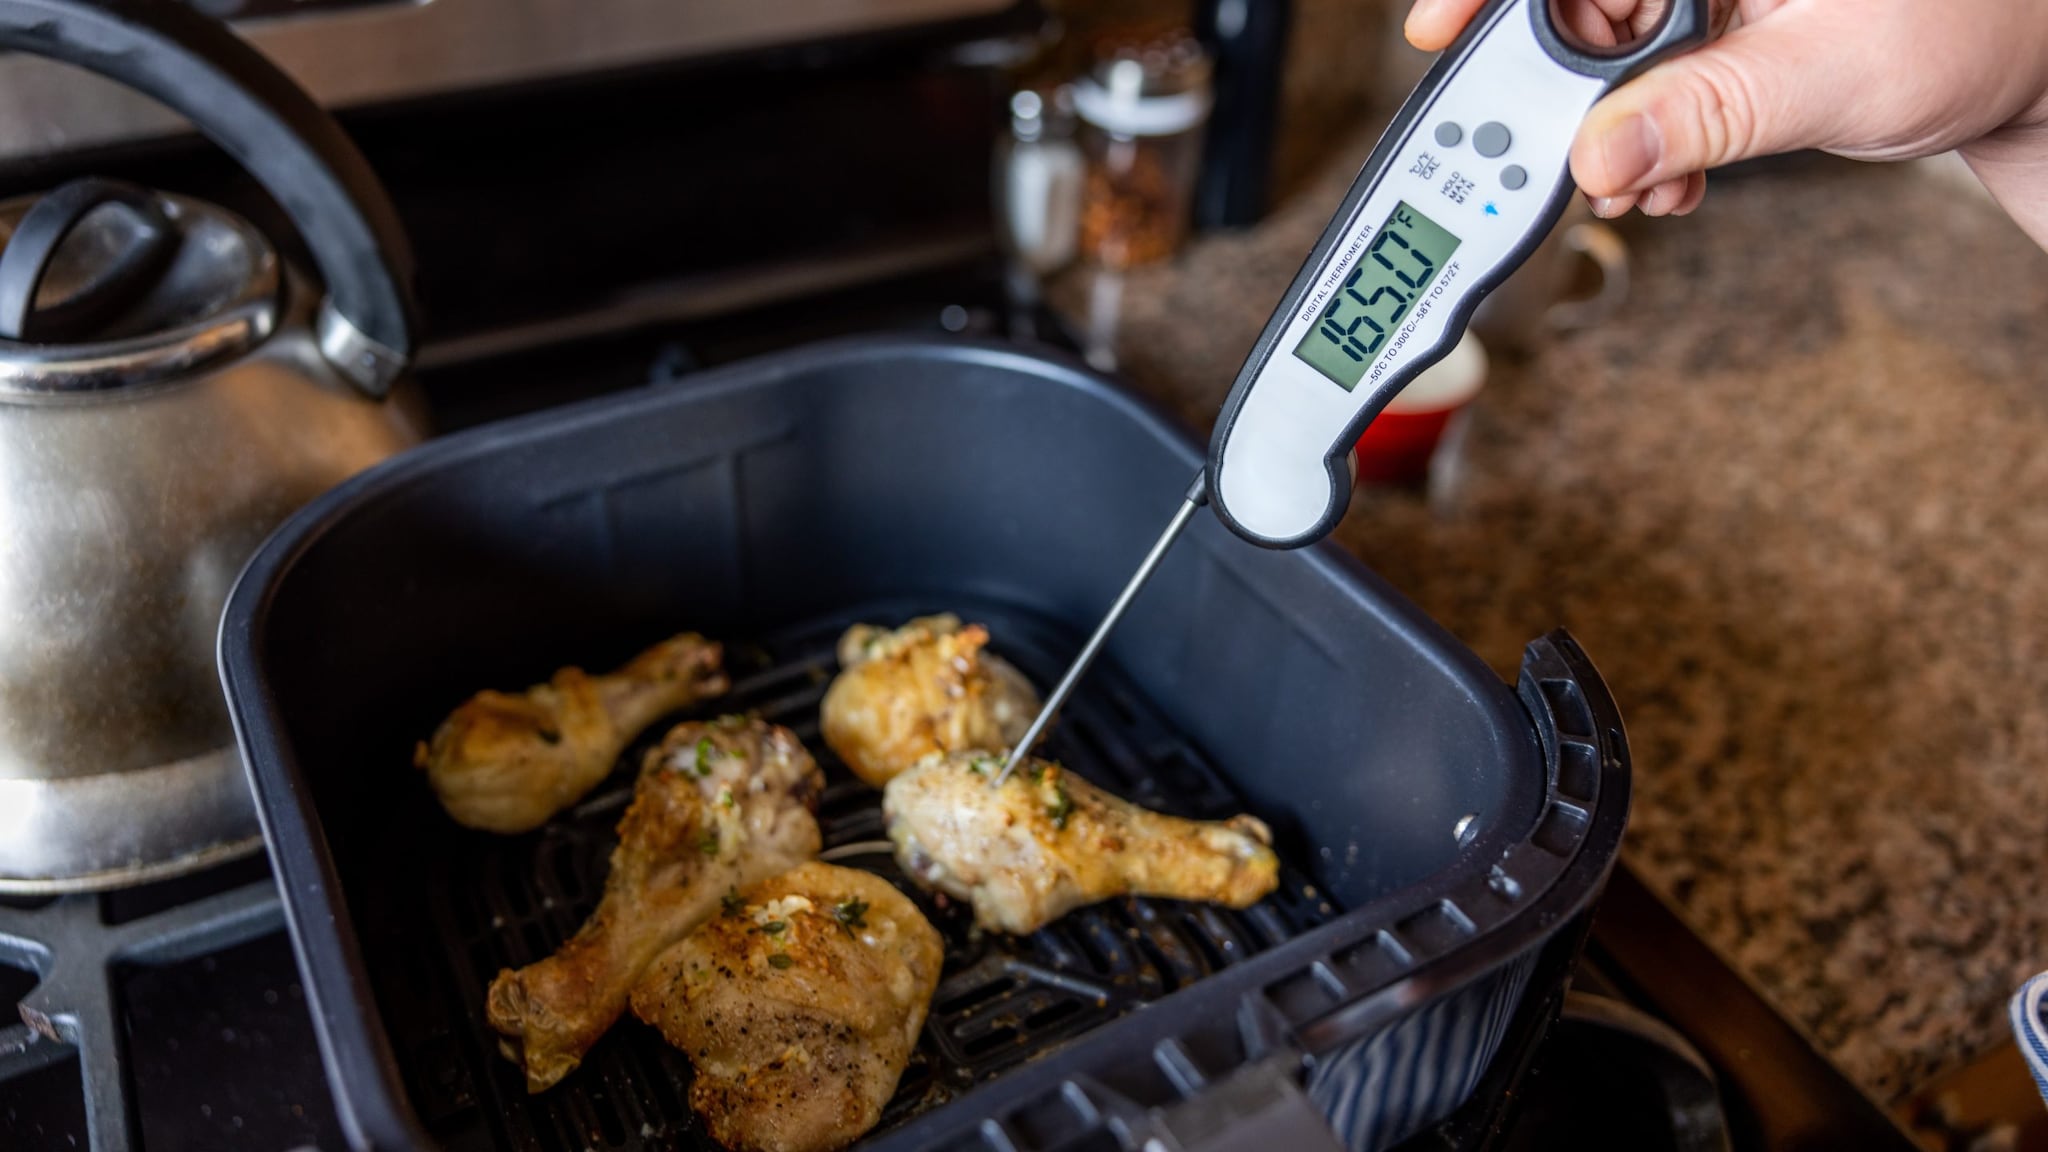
[1293,201,1462,391]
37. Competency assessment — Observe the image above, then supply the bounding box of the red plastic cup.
[1353,331,1488,486]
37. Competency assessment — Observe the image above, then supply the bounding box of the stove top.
[1,855,344,1152]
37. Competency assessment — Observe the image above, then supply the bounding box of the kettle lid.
[0,177,278,395]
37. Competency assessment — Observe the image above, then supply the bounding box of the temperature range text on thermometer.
[1294,201,1462,392]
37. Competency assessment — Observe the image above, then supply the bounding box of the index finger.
[1404,0,1654,53]
[1403,0,1489,52]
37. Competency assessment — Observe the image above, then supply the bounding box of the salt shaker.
[1074,32,1213,268]
[995,87,1085,276]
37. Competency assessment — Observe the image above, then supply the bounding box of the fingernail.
[1590,196,1622,218]
[1602,113,1662,191]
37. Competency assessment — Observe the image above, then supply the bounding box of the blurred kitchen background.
[1,0,2044,1149]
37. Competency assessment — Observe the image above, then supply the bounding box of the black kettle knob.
[0,0,416,394]
[0,177,178,344]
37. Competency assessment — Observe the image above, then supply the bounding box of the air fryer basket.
[220,336,1630,1152]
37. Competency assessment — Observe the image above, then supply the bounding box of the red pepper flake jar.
[1074,32,1213,269]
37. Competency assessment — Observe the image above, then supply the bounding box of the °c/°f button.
[1434,122,1463,147]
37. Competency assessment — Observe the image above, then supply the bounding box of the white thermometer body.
[1208,0,1707,547]
[1000,0,1708,775]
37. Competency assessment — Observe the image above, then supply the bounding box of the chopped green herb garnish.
[759,920,787,935]
[698,830,720,855]
[1046,783,1074,831]
[694,737,715,775]
[720,889,745,918]
[537,728,561,745]
[767,953,794,970]
[833,899,870,934]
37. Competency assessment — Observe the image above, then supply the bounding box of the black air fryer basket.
[219,337,1630,1152]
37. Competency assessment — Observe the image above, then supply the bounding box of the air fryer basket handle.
[0,0,416,393]
[1135,1054,1345,1152]
[1169,1070,1346,1152]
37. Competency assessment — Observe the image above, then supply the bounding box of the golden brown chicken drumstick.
[631,862,942,1152]
[417,633,728,833]
[486,717,823,1092]
[820,615,1040,788]
[883,753,1279,935]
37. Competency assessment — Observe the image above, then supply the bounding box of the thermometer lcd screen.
[1293,201,1461,390]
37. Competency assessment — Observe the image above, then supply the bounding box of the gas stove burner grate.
[0,870,283,1152]
[393,602,1342,1152]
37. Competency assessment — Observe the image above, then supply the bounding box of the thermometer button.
[1474,122,1512,157]
[1434,121,1464,147]
[1501,164,1528,190]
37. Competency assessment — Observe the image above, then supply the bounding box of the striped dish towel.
[2015,972,2048,1105]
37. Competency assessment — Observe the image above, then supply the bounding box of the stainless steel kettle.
[0,0,425,891]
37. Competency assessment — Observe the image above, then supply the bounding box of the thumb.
[1570,15,1831,198]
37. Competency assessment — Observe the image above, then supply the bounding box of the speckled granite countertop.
[1060,135,2048,1103]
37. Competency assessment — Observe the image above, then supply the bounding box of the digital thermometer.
[1001,0,1709,777]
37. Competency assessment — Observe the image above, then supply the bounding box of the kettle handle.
[0,0,416,395]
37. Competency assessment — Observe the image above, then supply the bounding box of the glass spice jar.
[1074,32,1213,269]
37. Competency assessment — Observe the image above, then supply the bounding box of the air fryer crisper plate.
[412,601,1342,1150]
[219,336,1630,1152]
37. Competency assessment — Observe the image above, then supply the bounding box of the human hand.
[1403,0,2048,243]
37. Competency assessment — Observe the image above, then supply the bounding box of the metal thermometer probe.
[1000,0,1708,780]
